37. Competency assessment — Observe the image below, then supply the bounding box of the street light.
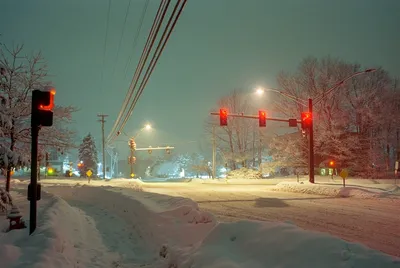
[255,87,265,96]
[259,69,376,183]
[135,124,152,139]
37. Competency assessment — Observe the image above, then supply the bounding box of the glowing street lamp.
[145,124,152,130]
[255,87,265,96]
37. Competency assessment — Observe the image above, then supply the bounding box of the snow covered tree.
[172,153,191,176]
[0,44,76,191]
[206,89,267,170]
[190,153,212,178]
[78,133,98,176]
[269,56,398,177]
[0,186,12,212]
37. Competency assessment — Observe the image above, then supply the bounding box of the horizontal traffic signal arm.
[210,112,301,124]
[134,146,175,151]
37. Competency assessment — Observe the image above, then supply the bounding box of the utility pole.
[308,98,315,183]
[212,125,216,179]
[259,130,262,172]
[97,114,108,180]
[396,129,399,183]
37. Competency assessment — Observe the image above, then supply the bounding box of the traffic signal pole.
[30,88,55,235]
[130,149,134,176]
[308,98,315,183]
[212,125,216,179]
[29,124,39,235]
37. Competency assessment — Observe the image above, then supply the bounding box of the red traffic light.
[129,138,136,150]
[259,110,266,127]
[38,89,56,111]
[329,161,335,167]
[301,112,312,129]
[32,89,55,127]
[219,108,228,126]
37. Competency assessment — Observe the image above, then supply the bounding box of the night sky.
[1,0,399,158]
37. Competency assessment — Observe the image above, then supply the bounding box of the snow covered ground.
[273,181,400,198]
[1,183,400,268]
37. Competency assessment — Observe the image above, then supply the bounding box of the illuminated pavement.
[139,181,400,257]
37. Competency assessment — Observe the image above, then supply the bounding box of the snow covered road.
[2,182,400,267]
[138,182,400,257]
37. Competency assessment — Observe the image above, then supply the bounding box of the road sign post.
[86,170,93,183]
[339,169,348,187]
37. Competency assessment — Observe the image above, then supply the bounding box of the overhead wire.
[115,0,188,138]
[111,0,132,77]
[101,0,112,84]
[107,0,170,143]
[124,0,151,78]
[108,0,171,143]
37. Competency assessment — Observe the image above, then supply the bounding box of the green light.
[47,168,54,175]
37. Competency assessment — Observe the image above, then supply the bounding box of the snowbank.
[176,220,399,268]
[2,185,399,267]
[273,181,398,199]
[0,191,120,267]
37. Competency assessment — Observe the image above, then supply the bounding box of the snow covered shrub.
[226,168,261,179]
[0,187,13,212]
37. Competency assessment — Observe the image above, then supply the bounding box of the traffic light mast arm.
[135,146,175,151]
[210,112,300,123]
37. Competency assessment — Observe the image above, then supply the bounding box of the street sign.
[86,170,93,177]
[288,119,297,127]
[339,169,348,180]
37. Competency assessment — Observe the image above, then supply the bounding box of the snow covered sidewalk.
[1,185,399,268]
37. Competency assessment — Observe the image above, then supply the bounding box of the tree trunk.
[6,122,15,192]
[5,168,11,192]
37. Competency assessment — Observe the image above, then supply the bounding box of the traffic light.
[301,112,312,129]
[219,108,228,126]
[166,148,171,154]
[128,138,136,150]
[32,88,55,127]
[148,149,153,154]
[259,110,266,127]
[128,156,137,164]
[329,160,335,167]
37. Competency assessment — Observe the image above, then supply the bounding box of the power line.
[124,0,151,78]
[107,0,168,143]
[101,0,112,83]
[107,0,170,143]
[111,0,132,77]
[107,0,188,144]
[118,0,188,134]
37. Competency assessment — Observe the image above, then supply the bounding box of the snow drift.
[1,185,399,268]
[273,181,398,199]
[0,191,119,268]
[176,220,400,268]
